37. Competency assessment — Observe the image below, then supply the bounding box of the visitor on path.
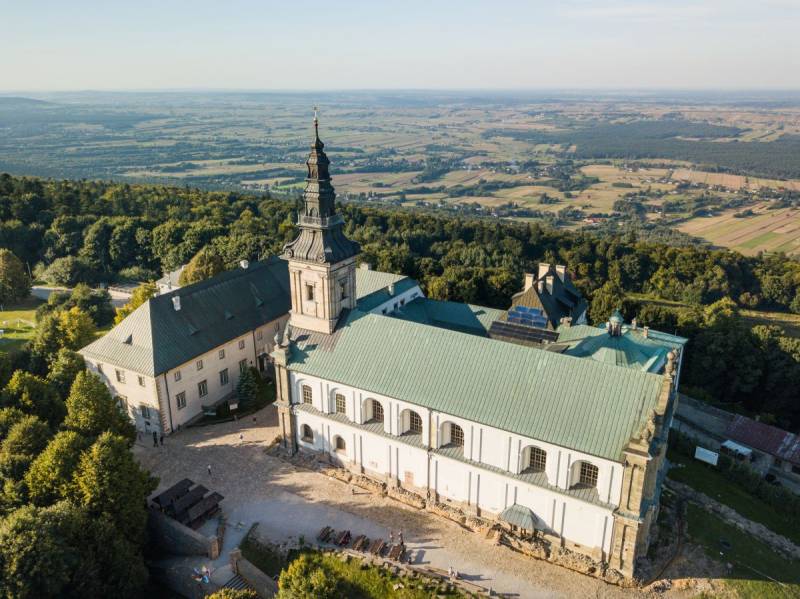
[207,464,212,477]
[152,431,158,447]
[159,434,164,447]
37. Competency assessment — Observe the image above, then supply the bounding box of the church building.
[271,116,687,578]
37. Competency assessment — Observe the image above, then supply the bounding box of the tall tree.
[1,371,65,428]
[45,349,86,400]
[179,245,225,286]
[71,432,156,542]
[63,371,135,442]
[24,431,88,506]
[0,249,30,305]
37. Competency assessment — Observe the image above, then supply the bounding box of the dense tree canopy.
[63,372,135,443]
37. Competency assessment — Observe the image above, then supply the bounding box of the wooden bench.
[152,478,193,509]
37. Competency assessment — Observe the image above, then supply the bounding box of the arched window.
[302,385,312,405]
[367,399,384,423]
[449,423,464,447]
[526,446,547,473]
[301,424,313,442]
[408,411,422,434]
[573,461,599,489]
[335,436,346,452]
[335,393,346,414]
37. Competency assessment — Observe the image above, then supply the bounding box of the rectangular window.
[219,368,229,386]
[176,391,186,410]
[305,283,314,301]
[174,370,181,382]
[257,330,263,340]
[239,359,248,374]
[196,359,203,371]
[115,369,126,383]
[140,404,151,419]
[335,393,346,414]
[198,380,208,397]
[339,279,347,300]
[238,339,245,350]
[219,349,225,359]
[302,385,313,405]
[117,395,129,414]
[137,375,145,387]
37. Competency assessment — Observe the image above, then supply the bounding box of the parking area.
[135,405,684,598]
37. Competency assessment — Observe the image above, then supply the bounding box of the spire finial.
[313,106,319,140]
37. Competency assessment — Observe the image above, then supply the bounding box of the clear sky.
[2,0,799,91]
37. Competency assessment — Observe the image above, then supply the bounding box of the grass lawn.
[668,450,800,546]
[0,296,43,353]
[685,504,800,599]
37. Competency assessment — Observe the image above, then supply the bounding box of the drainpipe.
[163,373,175,433]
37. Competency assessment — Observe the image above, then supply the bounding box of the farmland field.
[671,168,800,191]
[678,203,800,255]
[2,90,800,251]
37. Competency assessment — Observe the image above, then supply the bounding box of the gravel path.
[136,405,699,598]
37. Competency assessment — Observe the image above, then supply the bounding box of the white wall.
[289,371,622,554]
[366,285,423,316]
[84,358,161,434]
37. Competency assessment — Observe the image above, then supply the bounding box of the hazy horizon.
[3,0,799,92]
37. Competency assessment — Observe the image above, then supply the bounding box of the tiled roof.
[726,415,800,466]
[80,257,292,376]
[392,297,504,336]
[288,310,666,461]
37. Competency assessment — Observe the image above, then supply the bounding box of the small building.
[724,415,800,489]
[156,265,185,296]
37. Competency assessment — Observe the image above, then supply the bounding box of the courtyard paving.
[135,405,699,598]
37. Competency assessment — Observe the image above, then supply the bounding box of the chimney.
[524,273,535,292]
[560,316,572,328]
[631,317,638,330]
[359,263,372,270]
[172,296,181,311]
[388,283,395,296]
[545,275,554,295]
[239,259,249,269]
[555,265,567,282]
[537,263,551,280]
[643,326,649,338]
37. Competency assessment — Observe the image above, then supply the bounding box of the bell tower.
[282,110,360,334]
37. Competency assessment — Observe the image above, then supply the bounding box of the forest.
[486,120,800,180]
[1,173,799,435]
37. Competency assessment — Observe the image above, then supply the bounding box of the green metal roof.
[80,257,291,376]
[499,504,537,530]
[288,310,666,461]
[355,269,419,312]
[557,323,687,373]
[392,297,504,336]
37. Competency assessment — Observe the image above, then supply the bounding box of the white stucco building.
[270,118,687,578]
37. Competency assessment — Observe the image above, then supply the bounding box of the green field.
[668,450,800,545]
[0,297,42,353]
[686,504,800,599]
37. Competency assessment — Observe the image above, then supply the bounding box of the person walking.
[152,431,158,447]
[159,434,164,447]
[207,464,213,477]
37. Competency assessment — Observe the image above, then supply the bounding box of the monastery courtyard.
[135,405,713,599]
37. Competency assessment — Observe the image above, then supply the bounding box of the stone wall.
[230,549,278,598]
[148,509,220,559]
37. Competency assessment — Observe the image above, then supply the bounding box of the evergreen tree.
[0,249,30,305]
[71,432,156,542]
[236,367,259,409]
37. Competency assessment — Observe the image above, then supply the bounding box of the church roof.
[392,297,504,336]
[80,257,292,376]
[557,324,686,373]
[354,269,418,312]
[287,310,666,461]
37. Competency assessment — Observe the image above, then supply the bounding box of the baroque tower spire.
[282,110,360,334]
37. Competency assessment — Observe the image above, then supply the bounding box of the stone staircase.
[221,573,252,592]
